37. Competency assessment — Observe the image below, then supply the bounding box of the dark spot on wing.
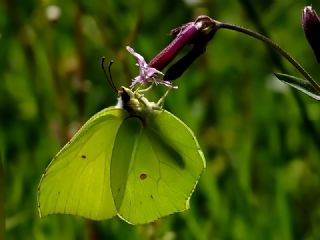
[81,155,86,159]
[150,194,154,199]
[140,173,147,180]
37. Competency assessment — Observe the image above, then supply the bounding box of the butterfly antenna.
[101,57,117,93]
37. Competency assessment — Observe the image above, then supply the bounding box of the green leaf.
[274,73,320,100]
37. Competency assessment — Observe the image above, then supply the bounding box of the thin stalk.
[217,22,320,94]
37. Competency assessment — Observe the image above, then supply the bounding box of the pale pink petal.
[126,46,148,68]
[127,46,176,88]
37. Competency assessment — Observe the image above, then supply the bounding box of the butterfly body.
[38,87,205,224]
[116,87,160,120]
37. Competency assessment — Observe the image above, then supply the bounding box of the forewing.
[111,110,205,224]
[38,107,126,220]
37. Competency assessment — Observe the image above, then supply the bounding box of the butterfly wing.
[111,110,205,224]
[38,107,127,220]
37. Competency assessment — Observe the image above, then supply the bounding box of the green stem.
[217,22,320,94]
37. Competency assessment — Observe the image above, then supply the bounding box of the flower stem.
[217,22,320,94]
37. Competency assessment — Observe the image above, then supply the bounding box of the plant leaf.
[274,73,320,100]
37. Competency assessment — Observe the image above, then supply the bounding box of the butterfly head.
[116,87,160,117]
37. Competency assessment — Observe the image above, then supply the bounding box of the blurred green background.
[2,0,320,239]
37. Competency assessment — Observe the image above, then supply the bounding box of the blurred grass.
[2,0,320,239]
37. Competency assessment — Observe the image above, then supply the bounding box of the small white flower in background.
[46,5,61,21]
[126,46,177,88]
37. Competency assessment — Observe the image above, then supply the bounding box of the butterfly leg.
[156,89,171,108]
[137,83,154,94]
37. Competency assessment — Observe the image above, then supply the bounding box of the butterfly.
[37,74,205,225]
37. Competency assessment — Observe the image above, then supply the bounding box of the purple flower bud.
[126,16,218,88]
[148,23,200,71]
[148,15,216,71]
[164,16,218,80]
[302,6,320,63]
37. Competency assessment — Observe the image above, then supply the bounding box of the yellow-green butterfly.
[37,86,206,224]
